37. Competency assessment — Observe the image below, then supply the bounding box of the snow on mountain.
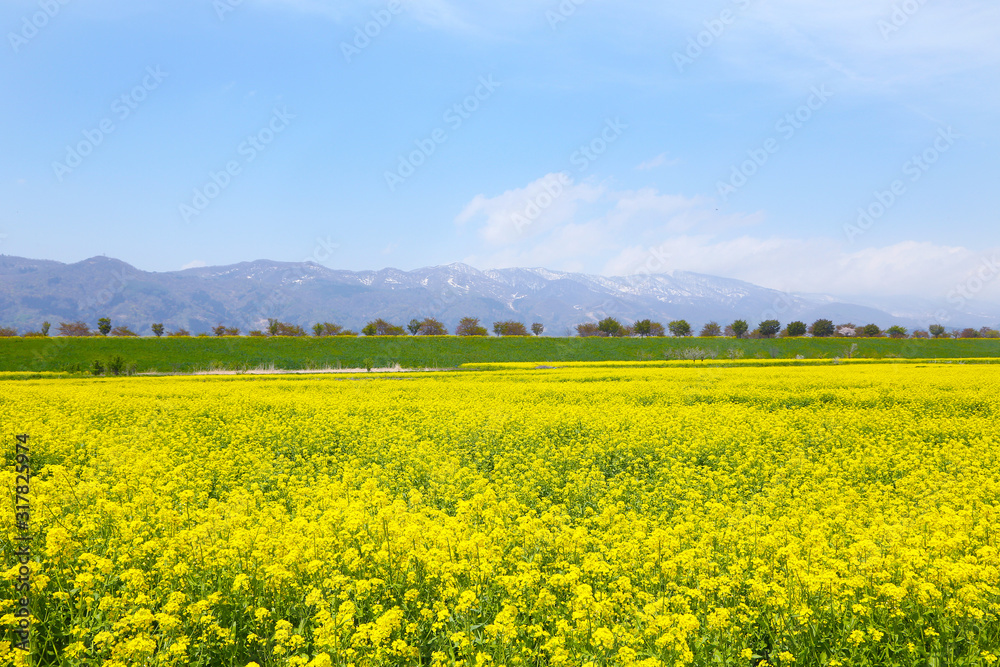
[1,254,996,334]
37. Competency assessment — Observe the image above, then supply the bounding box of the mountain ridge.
[0,254,995,335]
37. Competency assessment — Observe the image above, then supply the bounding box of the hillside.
[3,336,1000,374]
[4,254,988,336]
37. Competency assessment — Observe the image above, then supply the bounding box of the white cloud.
[605,236,1000,304]
[635,153,680,170]
[456,174,1000,305]
[455,173,604,246]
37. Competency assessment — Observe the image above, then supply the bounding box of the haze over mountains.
[0,255,995,335]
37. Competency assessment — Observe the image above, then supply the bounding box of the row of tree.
[576,317,1000,339]
[2,317,999,339]
[0,317,545,338]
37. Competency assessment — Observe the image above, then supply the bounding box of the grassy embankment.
[2,336,1000,374]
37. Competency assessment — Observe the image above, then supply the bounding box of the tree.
[508,322,529,336]
[455,317,487,336]
[494,321,529,336]
[97,318,112,336]
[167,328,191,337]
[362,319,405,336]
[979,327,1000,338]
[267,321,306,336]
[531,322,544,336]
[834,323,857,337]
[862,323,882,337]
[809,319,835,337]
[929,324,947,338]
[314,322,346,337]
[58,321,92,337]
[633,319,666,337]
[213,324,228,337]
[151,323,164,338]
[668,320,692,337]
[110,325,138,337]
[959,328,980,339]
[785,321,807,337]
[680,347,715,362]
[416,318,448,335]
[0,327,16,337]
[597,317,623,337]
[576,322,602,337]
[41,321,50,336]
[407,319,422,335]
[731,320,749,339]
[886,325,908,339]
[107,355,126,376]
[758,320,780,338]
[700,321,722,337]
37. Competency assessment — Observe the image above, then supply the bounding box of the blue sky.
[2,0,999,303]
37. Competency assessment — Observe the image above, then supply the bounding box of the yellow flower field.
[2,364,999,666]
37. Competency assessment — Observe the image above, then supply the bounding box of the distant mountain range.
[0,255,995,335]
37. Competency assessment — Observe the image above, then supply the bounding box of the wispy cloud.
[635,153,680,171]
[455,173,604,246]
[457,175,759,273]
[456,174,1000,304]
[716,1,1000,94]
